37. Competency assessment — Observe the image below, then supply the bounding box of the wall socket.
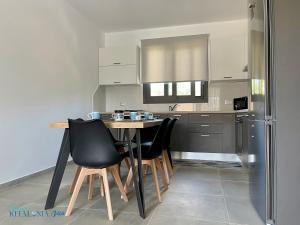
[120,102,127,110]
[225,100,233,105]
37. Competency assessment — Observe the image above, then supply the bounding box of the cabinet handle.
[173,115,182,117]
[224,76,233,79]
[113,62,121,65]
[201,134,210,137]
[200,114,209,117]
[237,114,249,118]
[200,124,210,127]
[113,81,121,84]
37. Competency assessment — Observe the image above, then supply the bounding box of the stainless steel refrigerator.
[249,0,300,224]
[248,0,275,225]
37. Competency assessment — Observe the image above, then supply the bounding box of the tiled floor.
[0,162,264,225]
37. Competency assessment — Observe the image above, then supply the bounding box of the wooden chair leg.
[155,158,168,189]
[164,150,173,176]
[65,168,86,216]
[70,166,82,195]
[161,153,170,185]
[124,157,131,170]
[151,159,162,202]
[88,174,95,200]
[99,175,105,197]
[143,164,148,177]
[111,165,128,202]
[102,168,113,221]
[124,167,133,194]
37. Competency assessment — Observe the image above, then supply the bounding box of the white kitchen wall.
[103,20,249,112]
[0,0,104,184]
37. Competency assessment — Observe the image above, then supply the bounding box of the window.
[143,81,208,104]
[150,83,164,96]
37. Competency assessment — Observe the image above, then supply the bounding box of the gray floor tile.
[174,166,221,181]
[225,197,264,225]
[220,168,249,182]
[222,181,250,199]
[41,183,103,210]
[91,186,160,216]
[155,192,228,223]
[0,198,24,221]
[69,209,150,225]
[149,214,229,225]
[169,178,224,197]
[0,203,84,225]
[0,183,49,206]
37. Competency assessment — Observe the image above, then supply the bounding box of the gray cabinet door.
[170,114,188,152]
[188,133,223,153]
[222,114,236,153]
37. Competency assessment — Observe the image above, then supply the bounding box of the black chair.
[124,118,170,202]
[66,119,128,221]
[161,118,178,183]
[106,128,131,169]
[131,125,159,145]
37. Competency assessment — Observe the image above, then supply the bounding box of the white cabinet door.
[99,65,138,85]
[99,46,138,67]
[210,35,248,81]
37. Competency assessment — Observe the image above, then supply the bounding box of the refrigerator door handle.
[264,0,275,223]
[265,122,275,225]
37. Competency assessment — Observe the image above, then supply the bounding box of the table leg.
[45,129,70,210]
[124,128,145,218]
[135,129,145,209]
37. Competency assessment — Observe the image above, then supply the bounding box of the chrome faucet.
[169,104,178,111]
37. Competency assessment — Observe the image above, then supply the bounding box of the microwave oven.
[233,97,248,111]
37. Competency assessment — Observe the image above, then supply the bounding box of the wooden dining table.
[45,119,162,219]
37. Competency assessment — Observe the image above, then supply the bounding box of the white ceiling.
[67,0,248,32]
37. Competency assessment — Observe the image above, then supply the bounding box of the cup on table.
[88,112,101,120]
[144,112,154,120]
[112,112,124,121]
[130,111,139,121]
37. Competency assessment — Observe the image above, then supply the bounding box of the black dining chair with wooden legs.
[123,118,170,202]
[161,118,178,184]
[66,119,128,221]
[70,127,131,198]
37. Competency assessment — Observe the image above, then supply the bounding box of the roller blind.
[141,34,209,83]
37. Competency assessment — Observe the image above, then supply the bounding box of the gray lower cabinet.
[188,133,223,153]
[188,113,236,153]
[155,112,236,153]
[169,114,188,152]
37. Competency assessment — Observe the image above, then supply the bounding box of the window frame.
[143,81,208,104]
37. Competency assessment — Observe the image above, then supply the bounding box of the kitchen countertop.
[152,111,242,114]
[101,110,248,114]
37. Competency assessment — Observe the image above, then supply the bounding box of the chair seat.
[123,144,161,160]
[114,141,138,150]
[74,156,122,169]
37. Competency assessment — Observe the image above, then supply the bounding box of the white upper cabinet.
[210,34,248,81]
[99,46,140,85]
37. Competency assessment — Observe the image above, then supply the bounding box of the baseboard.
[171,151,241,162]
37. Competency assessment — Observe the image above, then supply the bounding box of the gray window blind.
[141,34,209,83]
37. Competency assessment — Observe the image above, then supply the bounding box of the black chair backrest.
[162,118,178,149]
[68,119,121,168]
[132,125,159,144]
[69,118,84,156]
[149,118,170,155]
